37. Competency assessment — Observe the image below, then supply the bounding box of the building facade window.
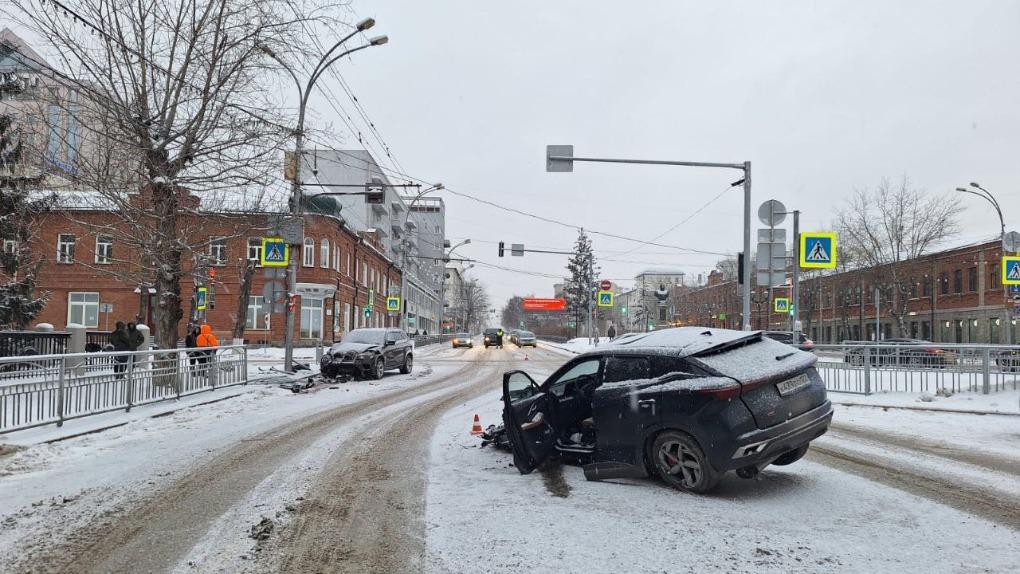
[67,292,99,327]
[247,238,263,265]
[922,276,932,297]
[95,235,113,264]
[210,238,227,266]
[953,269,963,293]
[3,239,16,254]
[939,272,949,295]
[990,318,1001,344]
[246,296,270,330]
[320,239,329,268]
[303,238,315,267]
[57,234,76,263]
[968,267,978,292]
[989,266,999,290]
[333,243,340,271]
[300,298,323,339]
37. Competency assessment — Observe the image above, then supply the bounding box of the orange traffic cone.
[470,414,484,435]
[524,353,529,361]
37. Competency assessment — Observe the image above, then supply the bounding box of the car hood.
[328,342,379,354]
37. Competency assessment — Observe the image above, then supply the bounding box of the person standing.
[184,324,200,370]
[607,324,617,341]
[127,322,144,370]
[196,324,219,378]
[110,321,130,378]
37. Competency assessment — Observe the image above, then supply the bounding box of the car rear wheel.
[651,431,719,494]
[400,353,413,374]
[772,444,809,466]
[371,358,385,380]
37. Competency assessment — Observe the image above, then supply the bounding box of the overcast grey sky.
[14,0,1020,309]
[330,0,1020,307]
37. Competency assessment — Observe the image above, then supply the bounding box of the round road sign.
[758,199,788,227]
[600,279,612,290]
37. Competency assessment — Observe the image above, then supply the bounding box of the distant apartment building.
[295,149,446,334]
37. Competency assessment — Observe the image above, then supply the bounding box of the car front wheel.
[400,353,413,374]
[651,431,719,494]
[371,357,385,380]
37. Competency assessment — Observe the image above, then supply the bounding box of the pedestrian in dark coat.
[607,324,617,340]
[127,322,144,368]
[185,324,200,369]
[110,321,130,378]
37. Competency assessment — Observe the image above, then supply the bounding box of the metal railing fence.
[0,331,70,358]
[0,345,248,434]
[812,342,1020,395]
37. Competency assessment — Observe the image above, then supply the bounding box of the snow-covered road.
[2,341,1019,573]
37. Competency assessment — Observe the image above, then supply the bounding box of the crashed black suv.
[320,328,413,380]
[500,327,833,493]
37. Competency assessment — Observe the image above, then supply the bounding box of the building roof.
[637,267,688,276]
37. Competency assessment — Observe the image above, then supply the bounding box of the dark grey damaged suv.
[501,327,833,493]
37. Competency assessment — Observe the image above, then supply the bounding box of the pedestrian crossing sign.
[774,297,790,313]
[196,287,208,311]
[800,232,837,269]
[261,237,289,268]
[597,290,614,307]
[1002,256,1020,286]
[386,296,401,312]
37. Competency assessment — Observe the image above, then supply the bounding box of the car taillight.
[928,348,944,354]
[804,339,814,346]
[694,381,742,400]
[453,339,459,344]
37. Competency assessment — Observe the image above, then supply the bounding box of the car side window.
[603,356,651,383]
[546,358,601,397]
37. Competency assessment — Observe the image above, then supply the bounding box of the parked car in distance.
[500,327,832,493]
[483,328,503,348]
[508,329,520,345]
[842,338,956,367]
[320,328,413,380]
[516,330,537,347]
[452,333,473,348]
[996,348,1020,372]
[763,330,814,352]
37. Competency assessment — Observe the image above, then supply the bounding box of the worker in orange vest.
[195,324,219,377]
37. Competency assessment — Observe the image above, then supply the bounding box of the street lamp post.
[262,19,388,372]
[546,146,753,330]
[957,183,1011,343]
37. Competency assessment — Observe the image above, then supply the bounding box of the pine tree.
[0,110,55,330]
[564,229,599,337]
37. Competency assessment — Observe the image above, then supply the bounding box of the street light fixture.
[263,22,389,372]
[956,182,1011,343]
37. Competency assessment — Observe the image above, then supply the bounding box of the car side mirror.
[384,339,396,347]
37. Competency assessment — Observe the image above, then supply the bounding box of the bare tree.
[714,256,739,281]
[4,0,345,347]
[460,278,490,334]
[836,176,961,336]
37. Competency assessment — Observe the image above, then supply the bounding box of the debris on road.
[249,516,274,541]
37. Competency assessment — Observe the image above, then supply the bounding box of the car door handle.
[638,399,656,415]
[520,411,545,431]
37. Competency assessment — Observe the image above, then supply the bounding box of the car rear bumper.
[717,401,833,471]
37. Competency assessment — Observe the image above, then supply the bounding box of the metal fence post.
[982,347,991,395]
[210,349,218,390]
[242,346,249,385]
[863,346,872,395]
[57,355,66,427]
[176,351,183,400]
[125,350,135,412]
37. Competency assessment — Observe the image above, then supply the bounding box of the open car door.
[502,370,558,474]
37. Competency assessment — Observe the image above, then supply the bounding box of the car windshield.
[343,330,385,345]
[484,329,498,335]
[456,333,470,338]
[520,331,534,337]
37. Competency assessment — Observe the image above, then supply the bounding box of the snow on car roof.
[587,327,761,358]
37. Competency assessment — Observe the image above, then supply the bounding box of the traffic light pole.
[546,147,753,331]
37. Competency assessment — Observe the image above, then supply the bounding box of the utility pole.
[261,20,388,372]
[792,210,801,335]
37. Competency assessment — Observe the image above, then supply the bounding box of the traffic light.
[498,241,505,257]
[737,252,745,285]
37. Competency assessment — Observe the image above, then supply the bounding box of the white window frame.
[303,237,315,267]
[320,239,329,268]
[3,239,16,254]
[333,243,340,271]
[209,237,227,266]
[246,296,270,330]
[67,292,100,328]
[57,233,76,263]
[95,235,113,264]
[300,297,324,339]
[247,238,263,267]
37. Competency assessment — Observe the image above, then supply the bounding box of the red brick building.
[25,192,402,346]
[675,239,1017,344]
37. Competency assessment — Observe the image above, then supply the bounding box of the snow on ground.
[830,388,1020,414]
[0,350,464,560]
[425,391,1020,574]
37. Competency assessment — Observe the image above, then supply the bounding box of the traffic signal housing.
[498,241,505,257]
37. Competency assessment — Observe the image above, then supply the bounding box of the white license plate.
[776,373,811,396]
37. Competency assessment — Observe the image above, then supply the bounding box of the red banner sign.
[523,298,567,311]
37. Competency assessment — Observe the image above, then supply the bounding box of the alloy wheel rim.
[658,440,702,487]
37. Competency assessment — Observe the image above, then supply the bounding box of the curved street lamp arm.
[307,43,374,96]
[959,188,1005,233]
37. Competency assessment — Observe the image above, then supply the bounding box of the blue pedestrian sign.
[774,297,790,313]
[261,237,289,268]
[196,287,208,311]
[597,290,614,308]
[800,232,837,269]
[1002,256,1020,286]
